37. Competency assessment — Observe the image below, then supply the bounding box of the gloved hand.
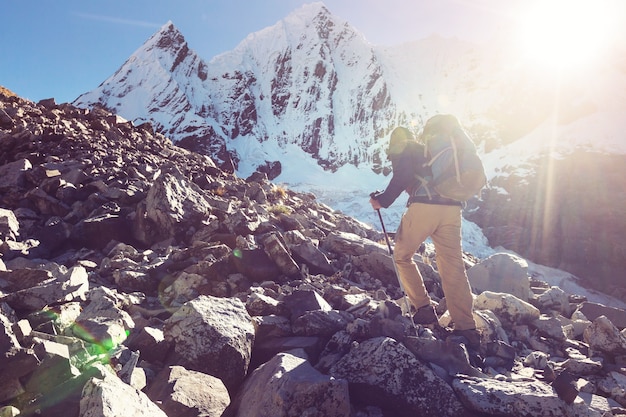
[369,190,383,210]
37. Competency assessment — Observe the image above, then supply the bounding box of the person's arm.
[370,152,415,209]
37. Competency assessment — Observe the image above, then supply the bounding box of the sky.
[3,0,623,104]
[0,0,534,104]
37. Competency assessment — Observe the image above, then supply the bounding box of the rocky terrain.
[71,7,626,297]
[3,89,626,416]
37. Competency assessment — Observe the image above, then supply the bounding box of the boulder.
[147,365,230,417]
[164,295,255,392]
[227,349,350,417]
[330,337,470,417]
[467,252,530,301]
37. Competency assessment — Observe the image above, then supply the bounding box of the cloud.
[72,12,161,28]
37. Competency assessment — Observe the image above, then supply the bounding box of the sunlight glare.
[516,1,617,72]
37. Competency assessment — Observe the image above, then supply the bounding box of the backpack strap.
[449,135,462,184]
[413,175,433,200]
[424,146,452,168]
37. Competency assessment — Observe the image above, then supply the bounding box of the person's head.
[386,126,414,157]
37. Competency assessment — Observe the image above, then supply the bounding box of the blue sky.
[2,0,623,104]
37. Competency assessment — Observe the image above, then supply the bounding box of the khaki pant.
[393,203,476,330]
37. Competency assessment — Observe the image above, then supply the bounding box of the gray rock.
[0,265,89,312]
[330,337,470,417]
[584,315,626,356]
[0,209,20,240]
[79,368,167,417]
[467,252,530,301]
[453,376,599,417]
[147,365,230,417]
[474,291,540,327]
[164,295,255,392]
[228,350,350,417]
[284,289,332,320]
[578,301,626,330]
[144,168,212,241]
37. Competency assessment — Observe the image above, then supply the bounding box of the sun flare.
[516,1,618,72]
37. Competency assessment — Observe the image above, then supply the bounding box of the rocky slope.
[3,91,626,416]
[71,3,626,299]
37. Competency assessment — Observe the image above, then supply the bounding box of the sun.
[515,0,619,72]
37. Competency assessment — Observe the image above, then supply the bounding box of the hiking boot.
[450,328,481,350]
[412,304,438,325]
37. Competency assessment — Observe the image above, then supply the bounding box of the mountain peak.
[288,1,331,19]
[146,20,186,52]
[283,2,344,37]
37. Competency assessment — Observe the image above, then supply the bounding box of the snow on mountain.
[76,2,398,173]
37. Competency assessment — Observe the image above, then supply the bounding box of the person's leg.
[430,205,476,331]
[393,203,435,310]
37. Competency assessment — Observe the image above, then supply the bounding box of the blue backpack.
[415,115,486,202]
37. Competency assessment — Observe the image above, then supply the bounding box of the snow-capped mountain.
[74,2,626,293]
[76,3,399,174]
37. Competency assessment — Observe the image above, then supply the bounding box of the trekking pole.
[372,204,417,331]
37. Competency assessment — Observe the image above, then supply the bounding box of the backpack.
[414,114,486,201]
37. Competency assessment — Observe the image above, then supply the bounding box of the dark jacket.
[374,141,461,209]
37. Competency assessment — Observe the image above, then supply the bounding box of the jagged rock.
[561,356,603,376]
[231,248,281,282]
[404,336,486,379]
[283,289,332,320]
[578,301,626,330]
[0,302,20,352]
[251,314,292,340]
[125,326,171,364]
[71,212,134,250]
[246,292,285,316]
[143,167,212,242]
[147,365,230,417]
[330,337,470,417]
[0,159,31,194]
[291,309,354,337]
[453,376,601,417]
[251,335,326,370]
[321,230,387,257]
[0,108,14,129]
[467,252,531,301]
[474,291,540,327]
[0,208,19,240]
[583,315,626,356]
[0,406,20,417]
[579,392,620,416]
[532,285,571,316]
[221,208,262,235]
[351,250,394,282]
[226,349,350,417]
[598,371,626,407]
[163,295,255,392]
[0,265,89,312]
[70,286,135,348]
[0,268,59,292]
[24,338,77,395]
[262,233,300,277]
[79,366,167,417]
[284,229,334,275]
[532,315,568,342]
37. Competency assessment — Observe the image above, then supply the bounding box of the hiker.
[369,119,481,349]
